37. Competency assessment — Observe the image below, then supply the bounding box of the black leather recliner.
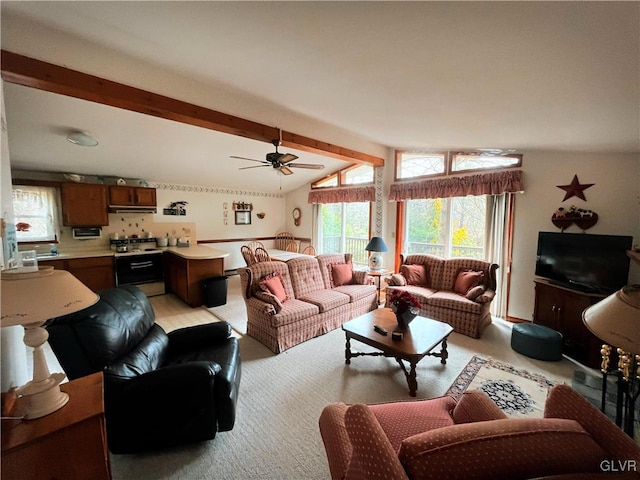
[46,285,241,454]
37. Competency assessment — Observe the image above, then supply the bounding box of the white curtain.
[486,193,516,318]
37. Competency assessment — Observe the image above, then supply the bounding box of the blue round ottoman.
[511,323,563,361]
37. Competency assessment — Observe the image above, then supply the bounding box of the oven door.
[115,254,164,286]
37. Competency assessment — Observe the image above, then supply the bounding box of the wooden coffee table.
[342,308,454,397]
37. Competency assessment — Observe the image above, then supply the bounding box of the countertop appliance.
[114,250,164,297]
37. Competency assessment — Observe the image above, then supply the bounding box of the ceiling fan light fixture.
[67,131,98,147]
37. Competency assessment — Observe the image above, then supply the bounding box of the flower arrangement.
[387,289,421,312]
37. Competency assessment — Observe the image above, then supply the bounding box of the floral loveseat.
[385,254,499,338]
[239,254,377,353]
[319,384,640,480]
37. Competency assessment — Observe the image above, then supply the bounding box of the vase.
[395,306,418,329]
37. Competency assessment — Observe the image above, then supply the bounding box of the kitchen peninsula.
[37,245,228,308]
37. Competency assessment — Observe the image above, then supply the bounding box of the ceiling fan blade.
[278,166,294,176]
[288,163,325,170]
[230,155,267,164]
[238,165,271,170]
[279,153,299,164]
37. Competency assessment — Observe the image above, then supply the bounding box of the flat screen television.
[535,232,632,294]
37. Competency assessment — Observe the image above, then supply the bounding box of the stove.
[114,250,165,296]
[113,248,163,257]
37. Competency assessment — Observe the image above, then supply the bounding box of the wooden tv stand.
[533,279,607,369]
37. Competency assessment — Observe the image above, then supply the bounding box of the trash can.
[203,276,228,307]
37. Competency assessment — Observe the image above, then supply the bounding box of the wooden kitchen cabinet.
[1,372,111,480]
[164,252,224,307]
[60,183,108,226]
[38,256,115,292]
[108,186,157,206]
[533,279,606,368]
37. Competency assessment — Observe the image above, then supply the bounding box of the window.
[12,186,59,242]
[395,151,446,180]
[404,196,487,259]
[312,164,374,188]
[312,163,375,266]
[450,152,522,173]
[341,164,374,185]
[395,150,522,178]
[318,202,370,266]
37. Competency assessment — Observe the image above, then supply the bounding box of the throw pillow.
[389,273,407,286]
[400,264,428,286]
[253,290,283,313]
[330,263,354,287]
[259,272,287,302]
[465,285,486,301]
[476,293,492,304]
[453,270,484,295]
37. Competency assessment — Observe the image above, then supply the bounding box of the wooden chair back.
[275,232,295,250]
[254,247,271,263]
[302,245,317,256]
[247,241,264,252]
[241,245,257,266]
[285,241,299,253]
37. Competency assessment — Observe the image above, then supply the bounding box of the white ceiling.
[2,2,639,194]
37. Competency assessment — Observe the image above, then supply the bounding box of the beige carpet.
[107,281,596,480]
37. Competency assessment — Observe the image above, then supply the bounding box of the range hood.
[108,205,157,214]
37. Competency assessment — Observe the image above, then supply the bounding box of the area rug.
[445,355,557,418]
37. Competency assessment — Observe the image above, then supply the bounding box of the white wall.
[509,151,640,320]
[154,183,287,270]
[1,81,29,392]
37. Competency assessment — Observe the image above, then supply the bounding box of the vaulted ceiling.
[2,2,638,194]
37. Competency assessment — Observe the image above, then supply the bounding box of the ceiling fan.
[231,139,325,176]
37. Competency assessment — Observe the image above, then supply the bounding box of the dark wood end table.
[342,308,454,397]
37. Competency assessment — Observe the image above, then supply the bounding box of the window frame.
[12,183,61,244]
[316,201,373,267]
[311,163,374,189]
[449,151,523,175]
[394,149,523,181]
[394,150,448,182]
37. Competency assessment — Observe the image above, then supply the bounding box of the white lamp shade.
[1,268,99,419]
[582,285,640,353]
[1,268,99,327]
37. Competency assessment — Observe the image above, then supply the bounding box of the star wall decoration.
[556,174,595,201]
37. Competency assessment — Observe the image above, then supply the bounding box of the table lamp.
[1,267,99,419]
[365,236,388,270]
[582,285,640,437]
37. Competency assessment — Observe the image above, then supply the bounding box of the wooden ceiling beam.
[1,50,383,166]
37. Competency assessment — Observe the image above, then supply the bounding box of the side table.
[2,372,111,480]
[365,269,391,305]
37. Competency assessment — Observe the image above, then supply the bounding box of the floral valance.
[389,170,523,201]
[307,185,376,204]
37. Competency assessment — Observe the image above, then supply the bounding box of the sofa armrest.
[476,288,496,304]
[253,290,283,312]
[319,403,352,480]
[544,384,640,463]
[451,390,508,423]
[344,404,409,480]
[352,270,372,285]
[246,296,277,316]
[385,273,407,286]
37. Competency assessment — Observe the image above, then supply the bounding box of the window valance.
[308,185,376,204]
[389,170,523,201]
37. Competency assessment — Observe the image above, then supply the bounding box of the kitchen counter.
[31,245,228,261]
[161,245,229,260]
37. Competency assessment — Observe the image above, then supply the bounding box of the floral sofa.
[319,384,640,480]
[238,253,377,353]
[385,254,499,338]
